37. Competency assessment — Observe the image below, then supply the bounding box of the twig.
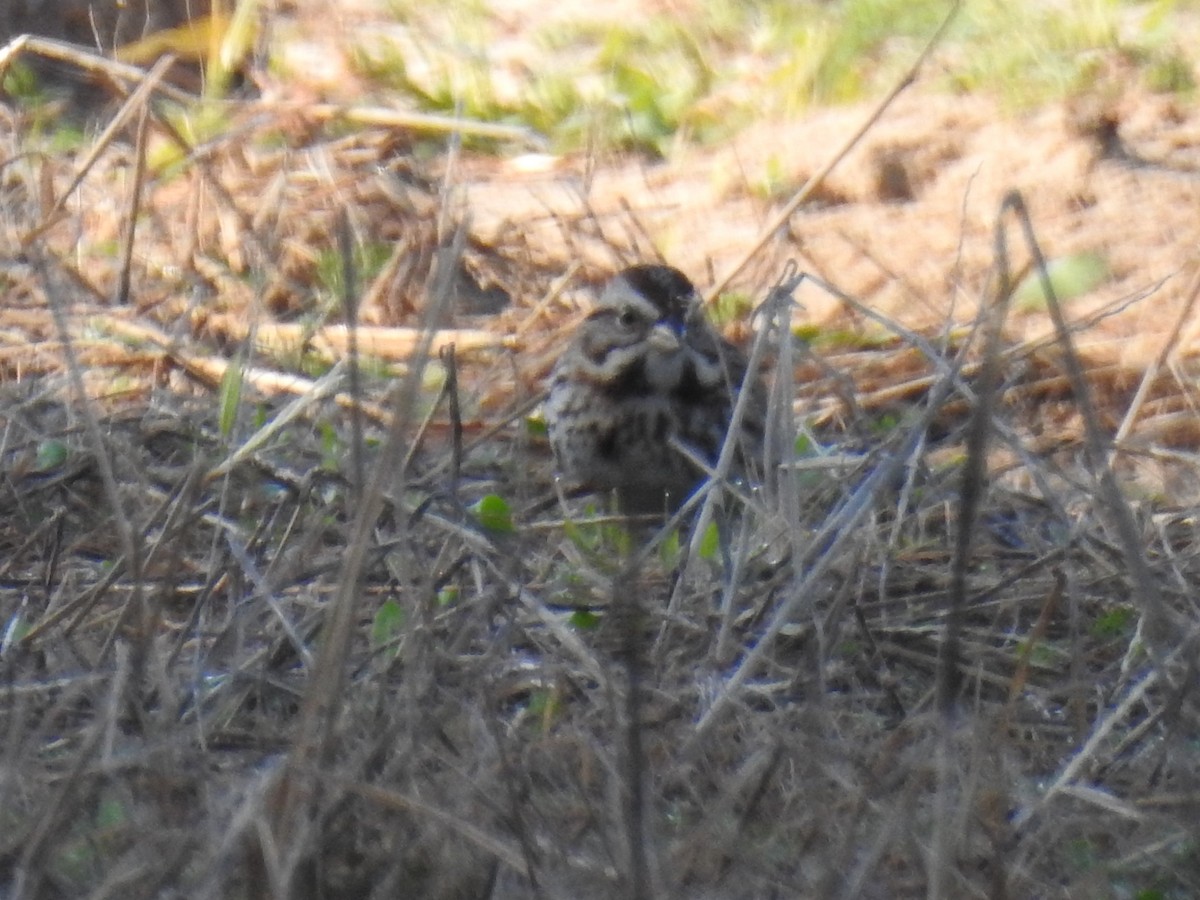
[20,53,177,248]
[34,252,148,684]
[0,34,197,105]
[940,189,1023,715]
[1112,265,1200,447]
[1011,655,1168,830]
[303,102,544,148]
[673,263,804,595]
[706,1,961,301]
[270,217,463,847]
[114,90,153,305]
[687,364,962,750]
[1003,193,1168,650]
[317,771,530,876]
[198,315,513,358]
[338,209,365,503]
[204,362,348,483]
[614,566,653,900]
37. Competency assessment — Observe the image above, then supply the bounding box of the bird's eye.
[618,308,639,328]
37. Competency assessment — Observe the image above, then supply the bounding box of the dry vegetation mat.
[3,32,1200,900]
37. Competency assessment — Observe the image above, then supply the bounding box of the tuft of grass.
[949,0,1195,109]
[149,101,238,175]
[315,241,392,309]
[1,60,44,103]
[562,507,633,563]
[348,0,1197,156]
[1091,604,1135,638]
[1144,50,1195,94]
[2,63,90,150]
[709,290,755,327]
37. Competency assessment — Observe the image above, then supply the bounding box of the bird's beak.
[648,323,681,353]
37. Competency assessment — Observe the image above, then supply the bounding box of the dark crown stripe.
[618,264,695,325]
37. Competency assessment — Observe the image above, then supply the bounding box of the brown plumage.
[545,264,766,515]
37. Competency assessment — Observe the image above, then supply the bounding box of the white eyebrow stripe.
[599,278,674,322]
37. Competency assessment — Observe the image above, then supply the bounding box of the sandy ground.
[460,83,1200,361]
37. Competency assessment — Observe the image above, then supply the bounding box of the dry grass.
[3,17,1200,900]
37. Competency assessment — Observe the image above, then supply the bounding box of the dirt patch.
[465,85,1200,356]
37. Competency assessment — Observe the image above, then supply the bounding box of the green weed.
[347,0,1197,156]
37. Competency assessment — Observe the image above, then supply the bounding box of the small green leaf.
[698,520,720,561]
[218,356,245,438]
[437,586,459,607]
[605,520,632,556]
[33,439,69,472]
[371,599,405,646]
[569,609,601,629]
[872,413,900,435]
[95,797,127,829]
[527,688,564,726]
[319,420,339,466]
[658,527,681,569]
[792,323,823,343]
[421,361,446,394]
[1092,605,1134,638]
[1013,252,1108,311]
[526,413,548,437]
[472,494,515,534]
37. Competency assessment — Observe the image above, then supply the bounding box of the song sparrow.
[545,264,766,515]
